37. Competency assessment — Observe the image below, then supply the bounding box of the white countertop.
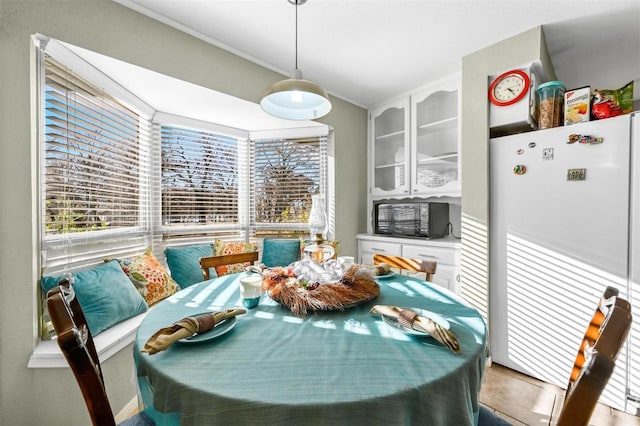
[356,233,461,248]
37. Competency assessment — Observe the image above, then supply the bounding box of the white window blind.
[41,56,152,274]
[160,125,243,234]
[251,136,327,235]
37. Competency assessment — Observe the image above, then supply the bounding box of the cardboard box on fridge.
[564,86,591,125]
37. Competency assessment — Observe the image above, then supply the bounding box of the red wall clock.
[488,69,531,107]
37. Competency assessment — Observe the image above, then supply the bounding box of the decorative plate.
[375,271,396,280]
[178,317,237,343]
[382,308,450,336]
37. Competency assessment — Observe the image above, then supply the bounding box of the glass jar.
[536,81,565,129]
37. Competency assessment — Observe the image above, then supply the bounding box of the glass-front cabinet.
[369,98,411,196]
[369,76,460,198]
[411,78,460,195]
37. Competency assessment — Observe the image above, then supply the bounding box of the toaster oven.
[374,202,449,239]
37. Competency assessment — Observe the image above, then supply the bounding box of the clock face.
[489,70,530,106]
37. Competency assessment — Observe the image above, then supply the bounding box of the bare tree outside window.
[253,138,324,226]
[161,126,239,226]
[44,58,144,235]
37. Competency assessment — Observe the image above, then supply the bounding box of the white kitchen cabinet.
[356,234,461,294]
[410,77,460,195]
[357,238,402,265]
[369,98,411,197]
[369,75,460,198]
[401,243,460,294]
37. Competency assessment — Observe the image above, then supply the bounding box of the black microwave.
[374,202,449,239]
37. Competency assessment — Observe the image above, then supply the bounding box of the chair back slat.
[199,252,259,280]
[373,253,437,281]
[557,286,632,426]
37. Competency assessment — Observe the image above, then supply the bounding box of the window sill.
[27,312,147,368]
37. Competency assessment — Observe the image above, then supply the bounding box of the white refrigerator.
[489,113,639,413]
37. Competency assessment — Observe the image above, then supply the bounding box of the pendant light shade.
[261,69,331,120]
[260,0,331,120]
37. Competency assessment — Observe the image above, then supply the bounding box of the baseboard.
[115,397,140,423]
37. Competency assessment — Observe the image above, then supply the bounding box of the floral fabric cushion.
[40,260,148,336]
[213,239,258,276]
[118,248,180,305]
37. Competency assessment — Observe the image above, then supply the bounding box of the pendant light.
[260,0,332,120]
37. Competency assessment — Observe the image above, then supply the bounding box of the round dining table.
[134,271,488,426]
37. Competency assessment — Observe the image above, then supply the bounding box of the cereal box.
[564,86,591,125]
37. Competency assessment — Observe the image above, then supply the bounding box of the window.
[252,136,327,235]
[41,56,152,275]
[160,125,241,228]
[159,123,328,239]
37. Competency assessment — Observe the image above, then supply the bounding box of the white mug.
[239,275,262,308]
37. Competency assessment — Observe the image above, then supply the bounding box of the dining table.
[134,270,488,426]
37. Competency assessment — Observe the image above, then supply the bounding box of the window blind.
[41,56,152,274]
[251,136,327,235]
[160,125,241,231]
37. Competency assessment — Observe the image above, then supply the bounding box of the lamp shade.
[261,70,332,120]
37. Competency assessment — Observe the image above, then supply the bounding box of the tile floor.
[479,363,640,425]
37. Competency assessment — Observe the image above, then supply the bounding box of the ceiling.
[63,40,328,134]
[114,0,640,109]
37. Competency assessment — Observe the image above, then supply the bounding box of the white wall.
[0,1,367,424]
[459,26,555,323]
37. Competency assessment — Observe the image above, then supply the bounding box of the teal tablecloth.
[134,272,488,426]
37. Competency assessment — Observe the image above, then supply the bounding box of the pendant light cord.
[295,0,298,70]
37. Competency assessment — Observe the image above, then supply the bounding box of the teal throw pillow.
[41,260,148,336]
[165,243,215,288]
[261,239,301,267]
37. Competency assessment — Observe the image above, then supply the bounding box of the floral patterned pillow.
[213,239,258,277]
[117,247,180,305]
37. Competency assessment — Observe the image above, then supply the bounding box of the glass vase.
[307,194,328,238]
[304,194,334,263]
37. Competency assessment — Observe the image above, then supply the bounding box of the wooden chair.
[199,251,259,280]
[373,253,437,281]
[46,280,154,426]
[555,286,632,426]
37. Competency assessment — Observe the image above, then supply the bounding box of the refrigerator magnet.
[568,134,604,144]
[516,149,524,155]
[513,165,527,175]
[567,168,586,181]
[578,135,604,144]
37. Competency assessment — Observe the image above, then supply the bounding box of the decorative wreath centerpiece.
[261,264,380,316]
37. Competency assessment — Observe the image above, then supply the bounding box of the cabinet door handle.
[372,248,386,252]
[417,254,438,260]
